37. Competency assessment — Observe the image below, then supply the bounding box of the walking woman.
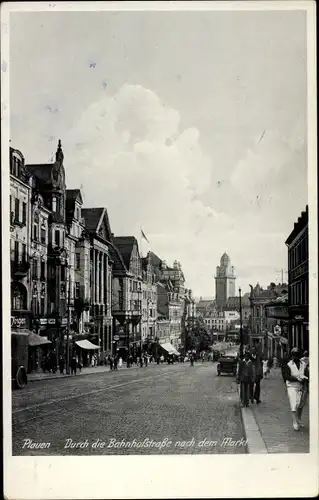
[283,347,308,430]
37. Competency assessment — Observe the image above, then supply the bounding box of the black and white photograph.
[2,1,318,498]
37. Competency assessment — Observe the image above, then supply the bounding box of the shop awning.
[11,329,31,336]
[160,343,180,356]
[75,340,100,350]
[28,332,52,346]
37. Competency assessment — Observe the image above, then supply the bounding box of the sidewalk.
[28,363,144,382]
[241,368,309,454]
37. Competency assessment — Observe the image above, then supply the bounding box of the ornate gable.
[97,208,112,242]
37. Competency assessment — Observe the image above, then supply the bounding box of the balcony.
[11,260,30,279]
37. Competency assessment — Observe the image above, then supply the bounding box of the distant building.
[215,253,236,309]
[196,298,216,317]
[224,294,251,325]
[285,206,309,352]
[203,310,240,333]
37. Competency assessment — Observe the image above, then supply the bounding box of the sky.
[9,8,308,298]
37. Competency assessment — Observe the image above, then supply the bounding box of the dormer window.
[52,197,57,212]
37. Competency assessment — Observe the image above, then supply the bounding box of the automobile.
[217,355,238,376]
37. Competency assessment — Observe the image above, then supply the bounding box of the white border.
[1,2,318,498]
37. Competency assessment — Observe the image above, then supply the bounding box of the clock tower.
[215,252,236,309]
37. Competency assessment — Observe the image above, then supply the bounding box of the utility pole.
[239,287,243,358]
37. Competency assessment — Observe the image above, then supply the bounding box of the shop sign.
[113,335,120,341]
[61,318,68,326]
[48,318,56,325]
[294,315,304,321]
[39,318,48,325]
[11,317,27,329]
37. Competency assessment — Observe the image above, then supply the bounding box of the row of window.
[33,223,47,244]
[10,196,27,225]
[10,240,27,263]
[130,300,142,312]
[290,279,308,306]
[129,280,142,292]
[288,235,308,270]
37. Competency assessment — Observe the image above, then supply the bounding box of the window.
[40,261,46,281]
[22,202,27,225]
[15,198,20,222]
[21,243,26,263]
[40,226,46,244]
[33,223,38,241]
[55,229,60,247]
[52,197,57,212]
[61,265,66,281]
[75,282,80,299]
[40,297,45,316]
[14,240,19,261]
[32,259,38,279]
[11,283,27,310]
[75,254,81,270]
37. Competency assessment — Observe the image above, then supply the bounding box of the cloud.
[11,82,307,297]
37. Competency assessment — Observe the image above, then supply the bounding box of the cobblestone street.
[12,362,246,455]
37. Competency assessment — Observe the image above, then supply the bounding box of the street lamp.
[239,287,243,358]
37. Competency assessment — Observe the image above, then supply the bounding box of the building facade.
[10,147,33,335]
[215,253,236,309]
[264,294,289,359]
[110,236,143,361]
[141,254,157,348]
[81,208,113,359]
[26,141,71,359]
[285,206,309,352]
[249,282,288,352]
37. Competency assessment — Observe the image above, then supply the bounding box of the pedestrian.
[114,355,118,371]
[71,355,77,375]
[236,352,254,407]
[273,356,278,369]
[250,349,263,404]
[262,359,270,378]
[283,347,309,430]
[109,355,114,371]
[139,356,143,368]
[143,353,148,367]
[190,354,194,367]
[59,355,65,374]
[118,356,123,369]
[160,354,164,364]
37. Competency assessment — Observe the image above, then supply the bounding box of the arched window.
[11,282,27,310]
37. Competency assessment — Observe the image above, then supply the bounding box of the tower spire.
[55,139,64,163]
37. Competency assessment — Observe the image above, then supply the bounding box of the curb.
[240,405,268,454]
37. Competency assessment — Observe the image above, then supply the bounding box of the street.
[12,361,246,455]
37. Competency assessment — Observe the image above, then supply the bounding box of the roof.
[66,189,83,204]
[221,252,230,265]
[285,206,308,246]
[82,208,104,232]
[66,190,83,226]
[113,236,137,269]
[26,163,55,183]
[148,251,162,269]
